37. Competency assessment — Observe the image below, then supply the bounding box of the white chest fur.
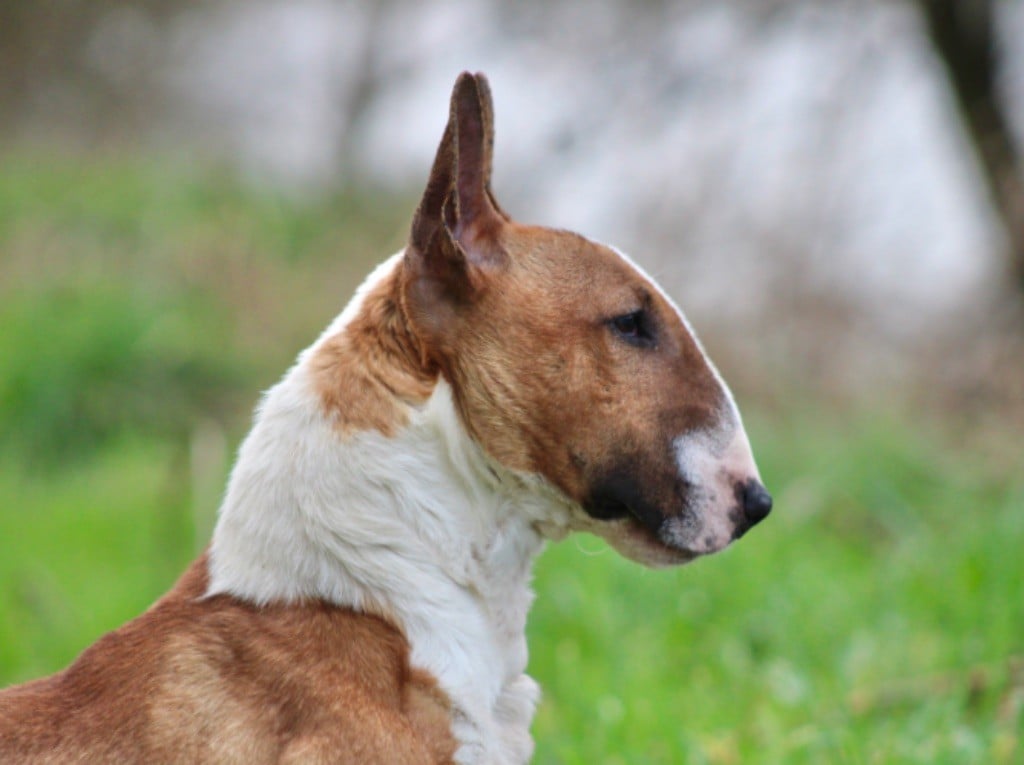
[207,351,571,763]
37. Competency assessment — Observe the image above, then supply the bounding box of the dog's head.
[401,72,770,566]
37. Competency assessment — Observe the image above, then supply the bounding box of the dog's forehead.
[498,226,666,309]
[496,225,690,334]
[507,225,627,273]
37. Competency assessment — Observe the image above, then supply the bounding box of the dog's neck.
[207,253,568,764]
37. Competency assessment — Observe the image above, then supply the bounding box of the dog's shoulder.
[0,555,456,764]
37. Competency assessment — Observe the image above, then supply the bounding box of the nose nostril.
[742,481,773,524]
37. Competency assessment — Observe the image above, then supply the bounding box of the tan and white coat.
[0,72,770,764]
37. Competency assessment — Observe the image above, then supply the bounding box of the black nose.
[741,481,773,525]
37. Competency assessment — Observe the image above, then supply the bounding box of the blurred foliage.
[0,285,238,465]
[0,153,408,466]
[0,0,183,141]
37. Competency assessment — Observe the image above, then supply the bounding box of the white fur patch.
[208,254,573,764]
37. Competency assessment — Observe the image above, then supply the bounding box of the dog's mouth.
[582,494,633,523]
[581,495,699,567]
[589,514,697,567]
[583,476,667,533]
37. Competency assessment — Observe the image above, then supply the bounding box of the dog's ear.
[404,72,507,346]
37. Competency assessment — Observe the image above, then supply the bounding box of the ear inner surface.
[471,73,510,222]
[450,73,502,247]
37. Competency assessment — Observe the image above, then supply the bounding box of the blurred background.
[1,1,1021,762]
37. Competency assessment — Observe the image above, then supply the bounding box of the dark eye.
[611,312,641,337]
[608,310,654,347]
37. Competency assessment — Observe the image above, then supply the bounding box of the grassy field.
[0,156,1021,763]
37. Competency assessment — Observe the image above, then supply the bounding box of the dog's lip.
[583,494,704,563]
[596,496,663,537]
[583,495,632,523]
[615,515,699,565]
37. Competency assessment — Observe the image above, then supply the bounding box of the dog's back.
[0,556,455,764]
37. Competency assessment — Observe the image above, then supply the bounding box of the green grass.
[0,156,1020,763]
[0,441,195,681]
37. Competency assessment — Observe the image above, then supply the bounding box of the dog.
[0,71,771,764]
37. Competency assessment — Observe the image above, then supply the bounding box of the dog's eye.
[608,310,654,347]
[612,313,641,337]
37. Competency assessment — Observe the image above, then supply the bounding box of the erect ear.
[405,72,508,318]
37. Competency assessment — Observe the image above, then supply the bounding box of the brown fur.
[312,268,437,436]
[0,555,456,764]
[315,217,723,511]
[405,223,725,501]
[396,73,734,563]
